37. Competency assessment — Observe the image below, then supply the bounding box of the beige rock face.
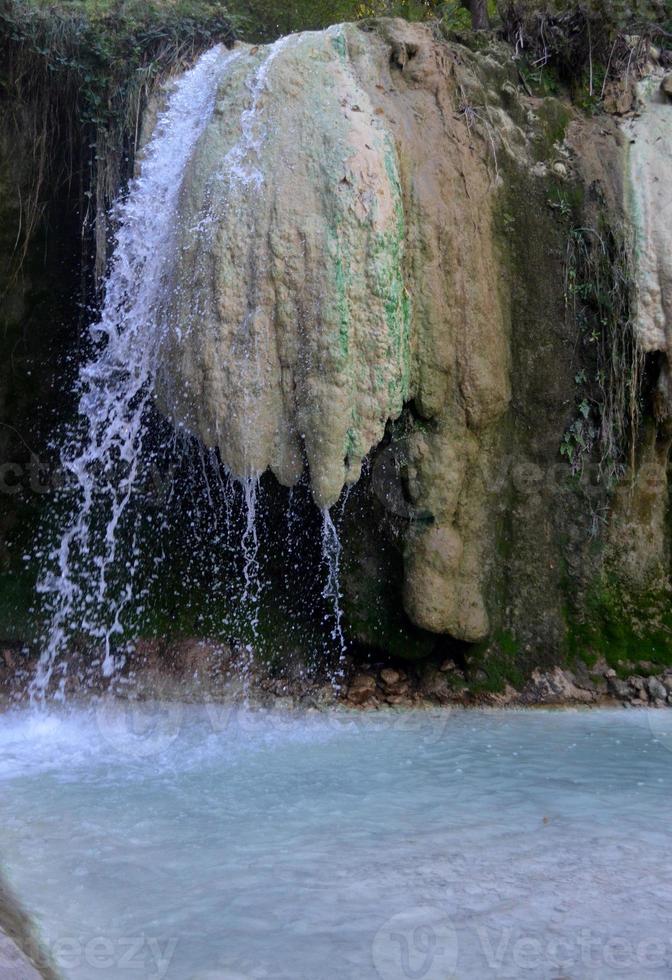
[609,75,672,591]
[157,27,411,507]
[153,19,513,641]
[624,77,672,360]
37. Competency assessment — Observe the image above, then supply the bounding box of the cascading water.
[321,507,347,686]
[32,45,244,699]
[240,476,262,641]
[31,38,350,699]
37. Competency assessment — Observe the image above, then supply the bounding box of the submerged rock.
[0,874,59,980]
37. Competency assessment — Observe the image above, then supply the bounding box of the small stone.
[604,668,616,679]
[661,74,672,100]
[607,675,630,700]
[590,675,609,695]
[552,161,568,178]
[439,658,456,672]
[385,694,409,705]
[419,666,452,704]
[602,79,635,115]
[380,668,400,687]
[522,667,594,705]
[492,683,518,706]
[647,676,667,702]
[347,673,377,705]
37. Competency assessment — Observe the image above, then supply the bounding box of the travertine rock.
[624,77,672,359]
[157,26,411,508]
[155,20,513,640]
[151,21,671,647]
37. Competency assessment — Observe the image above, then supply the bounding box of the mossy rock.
[532,97,573,161]
[567,577,672,674]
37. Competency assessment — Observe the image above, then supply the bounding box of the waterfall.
[31,46,242,699]
[30,37,358,700]
[226,34,296,189]
[240,476,262,642]
[321,508,347,685]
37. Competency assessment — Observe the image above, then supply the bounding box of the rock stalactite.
[154,20,514,640]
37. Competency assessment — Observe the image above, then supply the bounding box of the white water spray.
[240,476,262,641]
[31,46,242,699]
[225,34,296,189]
[321,507,347,683]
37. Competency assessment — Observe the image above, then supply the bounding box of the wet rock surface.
[0,875,59,980]
[4,641,672,711]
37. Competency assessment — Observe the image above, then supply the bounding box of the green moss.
[518,61,562,98]
[532,97,572,161]
[378,134,411,407]
[334,247,350,361]
[238,3,463,43]
[331,28,347,61]
[340,480,437,662]
[345,424,362,458]
[567,578,672,674]
[342,536,436,661]
[0,567,36,640]
[469,630,525,692]
[1,0,235,132]
[441,26,492,51]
